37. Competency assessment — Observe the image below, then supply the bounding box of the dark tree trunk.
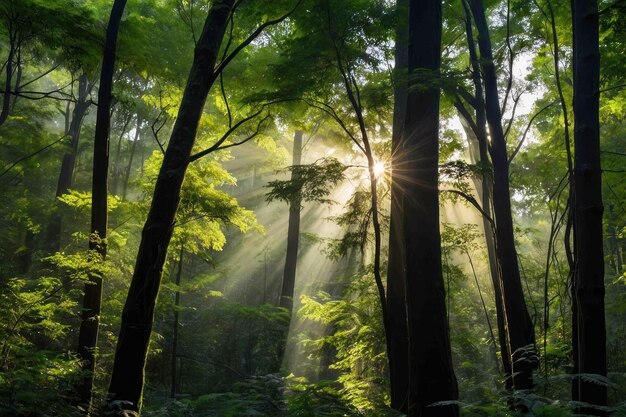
[171,243,184,399]
[571,0,606,413]
[75,0,126,412]
[402,1,458,415]
[279,130,303,312]
[468,0,537,391]
[105,2,235,413]
[0,28,15,128]
[56,75,91,198]
[122,117,141,201]
[459,0,513,385]
[48,74,91,254]
[386,0,409,412]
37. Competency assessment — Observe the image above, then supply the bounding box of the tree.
[466,0,538,391]
[105,0,301,412]
[75,0,127,412]
[400,0,459,415]
[279,130,303,312]
[104,2,237,412]
[571,0,607,413]
[386,0,409,411]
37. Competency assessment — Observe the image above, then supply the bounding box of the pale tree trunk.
[170,243,184,399]
[122,117,141,201]
[279,130,303,313]
[111,113,132,196]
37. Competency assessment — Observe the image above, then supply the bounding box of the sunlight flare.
[373,161,386,178]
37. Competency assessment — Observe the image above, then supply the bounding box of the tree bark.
[386,0,409,412]
[75,0,127,413]
[105,1,235,413]
[571,0,607,413]
[468,0,537,391]
[279,130,303,313]
[402,1,459,415]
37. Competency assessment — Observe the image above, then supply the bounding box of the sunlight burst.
[373,161,386,178]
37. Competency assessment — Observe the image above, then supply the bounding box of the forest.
[0,0,624,416]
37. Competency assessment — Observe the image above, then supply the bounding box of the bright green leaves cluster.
[298,271,389,413]
[0,248,113,415]
[141,151,259,257]
[266,157,346,205]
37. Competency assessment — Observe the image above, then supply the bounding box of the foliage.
[266,157,346,205]
[297,271,390,413]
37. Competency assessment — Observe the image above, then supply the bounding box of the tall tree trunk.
[74,0,127,412]
[105,2,235,413]
[386,0,409,412]
[402,1,458,415]
[468,0,537,391]
[571,0,606,413]
[459,0,513,385]
[170,243,184,399]
[279,130,303,313]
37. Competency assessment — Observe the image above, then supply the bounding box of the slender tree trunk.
[47,74,91,254]
[462,119,512,384]
[402,1,458,415]
[459,0,513,384]
[279,130,303,312]
[613,226,624,275]
[386,0,409,412]
[74,0,127,412]
[111,113,132,196]
[170,243,184,399]
[56,75,91,198]
[0,28,15,128]
[122,117,141,201]
[11,45,21,111]
[571,0,606,413]
[105,2,235,413]
[468,0,537,391]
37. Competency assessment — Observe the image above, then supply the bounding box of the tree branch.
[508,101,556,164]
[0,134,68,179]
[213,0,304,77]
[188,100,287,162]
[441,188,494,224]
